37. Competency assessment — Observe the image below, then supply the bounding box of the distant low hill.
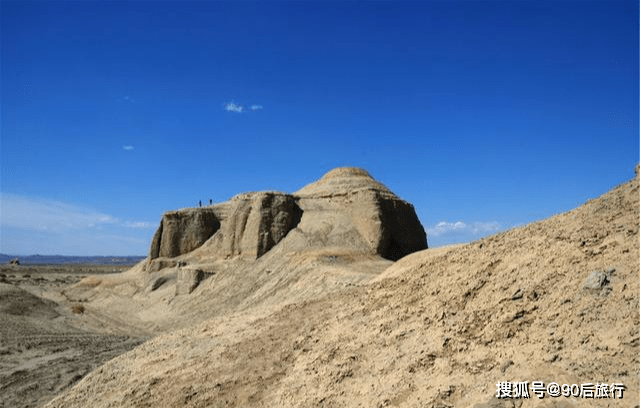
[0,254,146,265]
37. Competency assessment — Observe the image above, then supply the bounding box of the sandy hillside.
[41,166,639,408]
[53,168,426,337]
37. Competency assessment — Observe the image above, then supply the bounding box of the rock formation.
[202,192,303,259]
[149,191,303,262]
[175,268,211,295]
[292,167,428,261]
[146,167,428,269]
[149,208,220,259]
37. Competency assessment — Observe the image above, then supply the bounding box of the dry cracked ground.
[1,166,638,408]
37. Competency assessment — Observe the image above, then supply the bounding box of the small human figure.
[209,199,212,205]
[199,200,202,207]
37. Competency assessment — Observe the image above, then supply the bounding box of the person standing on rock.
[199,200,202,207]
[209,199,212,205]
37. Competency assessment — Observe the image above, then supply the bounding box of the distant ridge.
[0,254,145,265]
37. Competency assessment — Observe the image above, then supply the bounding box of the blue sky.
[1,1,637,256]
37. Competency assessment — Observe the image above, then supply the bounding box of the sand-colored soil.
[42,170,638,408]
[1,167,638,408]
[0,265,146,408]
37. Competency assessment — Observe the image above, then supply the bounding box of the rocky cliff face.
[149,192,303,261]
[203,192,303,259]
[147,167,427,268]
[375,197,429,260]
[149,208,220,259]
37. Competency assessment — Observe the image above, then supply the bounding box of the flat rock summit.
[36,166,638,408]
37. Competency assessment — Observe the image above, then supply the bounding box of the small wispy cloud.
[428,221,466,236]
[0,194,155,255]
[1,194,117,231]
[427,221,500,237]
[123,95,135,103]
[122,145,135,151]
[225,102,245,113]
[123,221,154,229]
[224,101,264,113]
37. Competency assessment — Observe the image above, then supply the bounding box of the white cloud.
[224,102,264,113]
[122,145,135,151]
[123,96,135,103]
[427,221,500,237]
[225,102,245,112]
[1,194,116,231]
[0,194,152,232]
[0,194,156,255]
[124,221,155,229]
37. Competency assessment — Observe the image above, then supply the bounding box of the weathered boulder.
[582,269,614,295]
[150,276,169,292]
[8,258,20,266]
[175,268,210,295]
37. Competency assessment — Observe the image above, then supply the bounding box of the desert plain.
[0,264,145,408]
[1,166,638,408]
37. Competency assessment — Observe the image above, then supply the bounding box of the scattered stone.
[176,269,210,295]
[499,360,514,373]
[545,353,560,363]
[150,277,169,291]
[582,270,612,294]
[8,258,20,266]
